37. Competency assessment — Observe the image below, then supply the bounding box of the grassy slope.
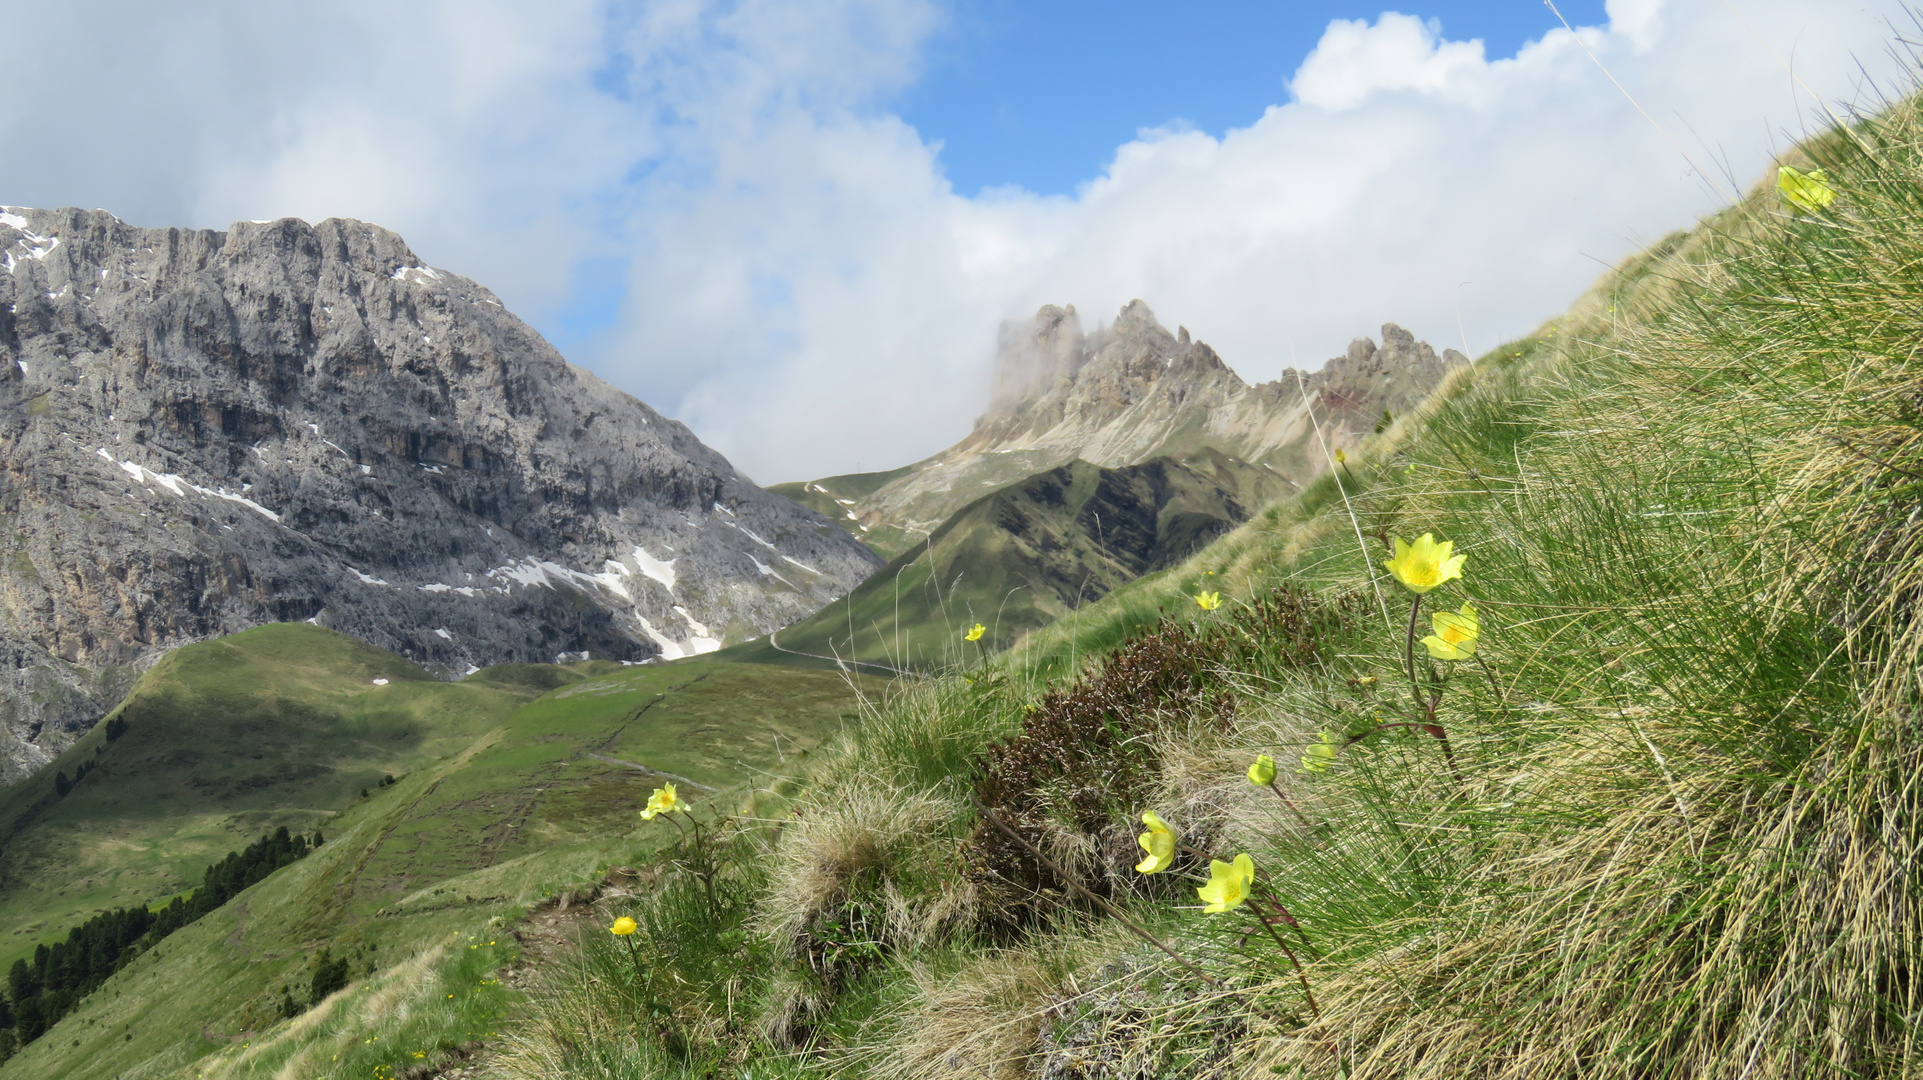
[732,454,1288,673]
[766,466,916,557]
[494,104,1923,1079]
[0,624,527,974]
[0,625,876,1079]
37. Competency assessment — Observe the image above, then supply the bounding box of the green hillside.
[0,624,523,976]
[476,108,1923,1079]
[0,624,874,1078]
[735,453,1289,672]
[766,465,916,556]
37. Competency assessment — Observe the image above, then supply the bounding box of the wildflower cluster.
[1117,530,1486,1019]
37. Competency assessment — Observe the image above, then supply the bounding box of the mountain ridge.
[788,300,1464,556]
[736,451,1289,671]
[0,206,882,781]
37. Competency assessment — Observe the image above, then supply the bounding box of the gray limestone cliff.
[805,300,1465,554]
[0,206,883,781]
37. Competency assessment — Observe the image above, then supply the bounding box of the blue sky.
[901,1,1610,196]
[0,0,1908,480]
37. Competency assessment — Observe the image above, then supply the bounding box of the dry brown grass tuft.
[869,929,1141,1080]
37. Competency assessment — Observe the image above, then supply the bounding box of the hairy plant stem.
[1247,894,1321,1019]
[1474,654,1511,716]
[1388,595,1465,787]
[1265,779,1316,831]
[661,813,720,917]
[1404,595,1424,711]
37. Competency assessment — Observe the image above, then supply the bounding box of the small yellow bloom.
[1135,811,1176,873]
[610,916,638,936]
[1247,754,1276,786]
[1334,447,1346,463]
[1196,853,1255,913]
[1421,601,1480,660]
[639,783,684,820]
[1777,165,1836,213]
[1384,534,1466,594]
[1301,731,1341,774]
[1195,591,1222,611]
[964,623,985,642]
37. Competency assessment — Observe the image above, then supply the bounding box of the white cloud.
[1289,14,1490,110]
[0,0,1911,483]
[631,0,1913,481]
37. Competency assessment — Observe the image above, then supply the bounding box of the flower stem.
[1423,694,1465,788]
[1249,882,1319,958]
[621,934,644,985]
[1247,890,1320,1019]
[1265,779,1315,831]
[1348,719,1465,788]
[1474,654,1510,716]
[1404,595,1424,714]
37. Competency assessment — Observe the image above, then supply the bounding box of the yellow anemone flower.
[1421,601,1480,660]
[1301,731,1340,774]
[1778,165,1836,213]
[1196,853,1255,913]
[1384,534,1465,594]
[1247,754,1276,786]
[1134,811,1176,874]
[964,623,985,642]
[1195,591,1222,611]
[1334,447,1346,464]
[639,783,683,821]
[610,916,638,936]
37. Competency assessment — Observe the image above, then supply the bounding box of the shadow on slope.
[732,453,1289,673]
[0,624,876,1079]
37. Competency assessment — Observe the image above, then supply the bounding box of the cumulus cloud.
[0,0,1911,482]
[628,0,1913,481]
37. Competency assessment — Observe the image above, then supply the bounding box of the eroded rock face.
[834,300,1465,547]
[0,207,882,780]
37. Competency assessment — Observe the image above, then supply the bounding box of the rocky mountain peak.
[804,301,1465,554]
[0,205,882,780]
[975,299,1237,446]
[987,302,1084,417]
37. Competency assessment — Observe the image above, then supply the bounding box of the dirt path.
[407,866,644,1080]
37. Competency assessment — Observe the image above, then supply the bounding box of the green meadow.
[479,101,1923,1080]
[0,625,872,1078]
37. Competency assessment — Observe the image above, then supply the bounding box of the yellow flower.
[610,916,638,936]
[964,623,985,642]
[1301,731,1340,774]
[1334,447,1346,463]
[1134,811,1176,874]
[1777,165,1836,213]
[1384,534,1465,594]
[1196,853,1254,913]
[639,783,684,820]
[1195,591,1222,611]
[1421,601,1480,660]
[1247,754,1276,786]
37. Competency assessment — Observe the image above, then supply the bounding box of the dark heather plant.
[963,586,1359,931]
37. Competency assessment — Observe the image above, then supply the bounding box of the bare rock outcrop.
[818,300,1464,550]
[0,206,882,780]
